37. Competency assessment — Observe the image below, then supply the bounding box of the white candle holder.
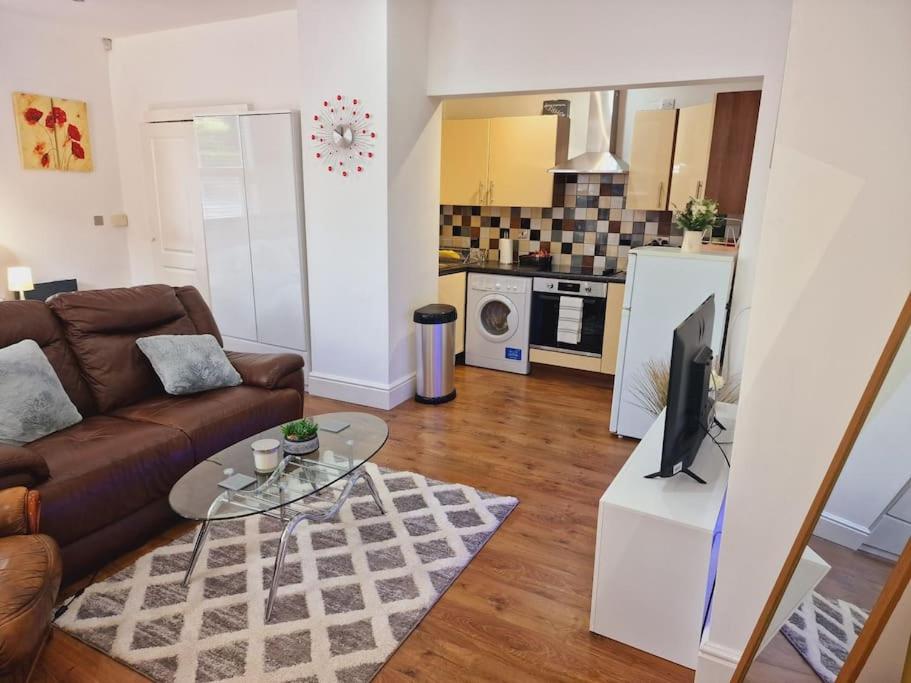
[251,438,281,473]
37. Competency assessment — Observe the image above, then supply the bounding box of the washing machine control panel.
[469,274,530,294]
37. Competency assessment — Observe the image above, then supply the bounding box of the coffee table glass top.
[169,412,388,522]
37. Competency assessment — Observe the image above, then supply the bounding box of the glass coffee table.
[169,411,388,621]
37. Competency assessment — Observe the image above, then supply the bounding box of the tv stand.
[644,467,707,484]
[590,403,736,669]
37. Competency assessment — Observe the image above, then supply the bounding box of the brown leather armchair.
[0,487,62,682]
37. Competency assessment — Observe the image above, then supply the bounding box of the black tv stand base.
[644,468,707,485]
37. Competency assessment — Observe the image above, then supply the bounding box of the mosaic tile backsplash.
[439,173,683,273]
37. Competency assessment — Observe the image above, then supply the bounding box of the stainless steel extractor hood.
[550,91,629,174]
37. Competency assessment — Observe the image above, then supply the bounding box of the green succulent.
[281,417,318,441]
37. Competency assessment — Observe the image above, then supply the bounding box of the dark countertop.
[439,260,626,284]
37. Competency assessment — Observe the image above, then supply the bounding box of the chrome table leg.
[183,520,210,587]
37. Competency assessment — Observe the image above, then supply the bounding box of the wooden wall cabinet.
[704,90,761,215]
[440,115,569,208]
[668,102,715,211]
[438,271,467,355]
[625,109,678,211]
[629,90,761,215]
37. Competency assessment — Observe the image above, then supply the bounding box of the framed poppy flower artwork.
[12,92,93,172]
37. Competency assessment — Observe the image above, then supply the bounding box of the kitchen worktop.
[439,260,626,284]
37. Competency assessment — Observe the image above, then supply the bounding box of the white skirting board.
[813,511,871,550]
[307,371,416,410]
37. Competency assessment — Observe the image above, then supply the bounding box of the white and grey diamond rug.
[56,463,517,682]
[780,590,869,683]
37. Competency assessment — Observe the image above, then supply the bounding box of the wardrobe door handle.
[488,181,494,206]
[696,180,703,199]
[478,181,484,205]
[657,181,664,208]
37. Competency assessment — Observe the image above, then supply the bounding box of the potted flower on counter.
[674,197,719,253]
[281,417,320,454]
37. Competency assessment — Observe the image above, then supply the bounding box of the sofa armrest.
[0,445,50,490]
[0,486,40,535]
[226,351,304,390]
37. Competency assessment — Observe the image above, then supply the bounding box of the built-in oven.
[529,277,607,356]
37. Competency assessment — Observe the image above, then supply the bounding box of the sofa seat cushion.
[113,385,302,462]
[29,416,194,548]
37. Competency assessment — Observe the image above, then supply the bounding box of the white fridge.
[610,246,736,439]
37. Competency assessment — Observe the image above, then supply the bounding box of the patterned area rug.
[56,463,517,682]
[781,591,869,683]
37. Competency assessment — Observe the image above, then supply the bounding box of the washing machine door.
[475,293,519,343]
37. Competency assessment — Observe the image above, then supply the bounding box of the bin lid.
[413,304,457,324]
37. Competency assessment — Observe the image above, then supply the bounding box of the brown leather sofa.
[0,284,304,585]
[0,487,61,681]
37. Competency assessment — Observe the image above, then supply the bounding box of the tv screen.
[647,295,715,483]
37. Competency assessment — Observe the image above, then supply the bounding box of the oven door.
[530,292,606,355]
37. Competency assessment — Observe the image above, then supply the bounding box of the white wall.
[617,79,763,161]
[426,0,793,382]
[816,330,911,549]
[107,10,300,286]
[0,9,128,298]
[298,0,437,409]
[701,0,911,679]
[443,91,592,159]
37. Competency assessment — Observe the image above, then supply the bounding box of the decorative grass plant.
[630,358,740,417]
[281,417,318,441]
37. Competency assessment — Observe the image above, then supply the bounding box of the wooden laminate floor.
[35,364,694,683]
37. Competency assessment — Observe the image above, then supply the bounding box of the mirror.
[738,298,911,682]
[332,124,354,149]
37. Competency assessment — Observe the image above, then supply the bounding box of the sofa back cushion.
[48,285,206,412]
[0,300,97,416]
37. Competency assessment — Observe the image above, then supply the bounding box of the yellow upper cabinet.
[668,101,715,211]
[440,119,490,206]
[487,115,568,208]
[440,115,568,208]
[625,109,677,211]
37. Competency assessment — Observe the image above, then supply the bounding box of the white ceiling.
[0,0,296,37]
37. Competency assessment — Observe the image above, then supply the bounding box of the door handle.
[488,181,494,206]
[657,181,664,208]
[696,180,703,199]
[478,181,484,205]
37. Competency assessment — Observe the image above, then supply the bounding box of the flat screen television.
[645,295,715,484]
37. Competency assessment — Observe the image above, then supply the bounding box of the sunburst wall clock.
[310,94,376,177]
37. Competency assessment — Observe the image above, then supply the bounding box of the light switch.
[93,215,104,226]
[111,213,129,227]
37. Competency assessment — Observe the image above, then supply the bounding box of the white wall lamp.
[7,266,35,300]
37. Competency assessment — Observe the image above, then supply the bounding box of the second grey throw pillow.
[136,334,242,395]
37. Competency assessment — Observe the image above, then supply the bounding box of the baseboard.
[696,637,741,682]
[813,511,871,550]
[307,371,415,410]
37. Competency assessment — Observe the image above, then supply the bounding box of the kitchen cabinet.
[440,119,489,206]
[438,271,467,355]
[625,109,678,210]
[600,284,625,374]
[704,90,761,215]
[440,115,569,207]
[668,102,715,210]
[487,116,569,208]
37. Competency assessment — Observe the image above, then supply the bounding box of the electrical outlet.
[660,98,676,110]
[93,215,104,226]
[111,213,129,227]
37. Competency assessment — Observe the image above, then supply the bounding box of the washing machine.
[466,273,532,374]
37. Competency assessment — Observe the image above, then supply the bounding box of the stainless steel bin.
[413,304,457,404]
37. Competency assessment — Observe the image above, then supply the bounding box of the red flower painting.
[14,92,93,171]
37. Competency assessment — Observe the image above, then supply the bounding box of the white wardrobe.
[193,112,309,363]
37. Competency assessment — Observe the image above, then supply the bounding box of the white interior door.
[240,113,307,351]
[141,121,209,299]
[195,115,257,342]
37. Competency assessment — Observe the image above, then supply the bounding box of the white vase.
[681,229,704,253]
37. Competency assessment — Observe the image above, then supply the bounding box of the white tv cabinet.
[590,403,736,669]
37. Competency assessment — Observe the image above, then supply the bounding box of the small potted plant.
[674,197,719,253]
[281,417,320,455]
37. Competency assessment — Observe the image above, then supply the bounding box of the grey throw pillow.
[0,339,82,445]
[136,334,242,396]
